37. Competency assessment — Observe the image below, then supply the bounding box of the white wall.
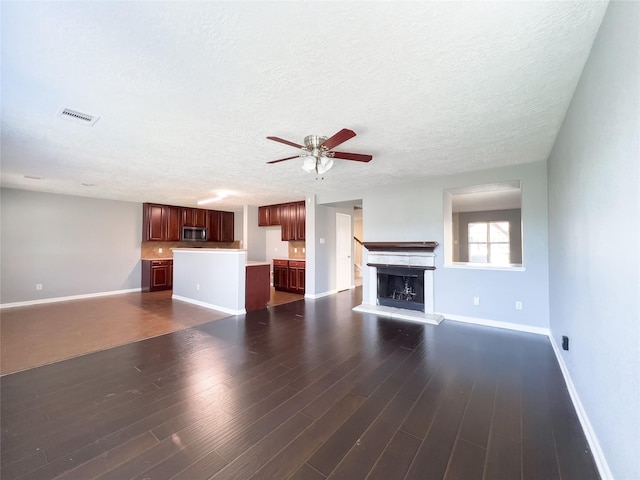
[547,1,639,478]
[1,188,142,305]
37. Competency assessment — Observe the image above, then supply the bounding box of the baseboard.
[441,312,550,336]
[304,289,338,300]
[0,288,141,309]
[549,338,613,480]
[171,295,245,316]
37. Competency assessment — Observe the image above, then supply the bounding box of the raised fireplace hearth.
[353,241,443,325]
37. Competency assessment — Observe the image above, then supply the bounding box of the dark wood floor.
[1,288,599,480]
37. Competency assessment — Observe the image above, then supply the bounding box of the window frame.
[443,180,525,271]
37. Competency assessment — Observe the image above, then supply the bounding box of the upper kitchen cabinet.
[182,207,208,228]
[258,201,305,240]
[143,203,181,241]
[281,201,305,241]
[143,203,234,242]
[258,204,281,226]
[209,210,234,242]
[296,201,306,241]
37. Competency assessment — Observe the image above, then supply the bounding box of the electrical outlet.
[196,283,200,291]
[36,283,43,291]
[158,248,163,254]
[294,248,298,253]
[515,301,523,310]
[320,238,325,244]
[473,296,480,306]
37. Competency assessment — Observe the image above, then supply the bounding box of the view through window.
[468,221,510,264]
[443,180,523,268]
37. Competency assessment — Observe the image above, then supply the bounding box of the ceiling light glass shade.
[316,157,334,175]
[301,156,317,173]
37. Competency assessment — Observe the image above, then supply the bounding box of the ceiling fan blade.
[266,136,303,149]
[320,128,356,150]
[267,155,300,164]
[331,151,373,162]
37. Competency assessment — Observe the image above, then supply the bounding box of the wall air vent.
[58,108,99,126]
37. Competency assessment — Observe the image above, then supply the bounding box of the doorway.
[336,212,352,291]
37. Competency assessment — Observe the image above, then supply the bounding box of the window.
[443,180,523,269]
[468,221,510,264]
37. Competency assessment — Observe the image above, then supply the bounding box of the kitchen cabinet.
[141,259,173,292]
[209,210,234,242]
[182,207,208,228]
[143,204,181,241]
[273,259,289,291]
[258,205,282,226]
[143,203,234,243]
[288,260,306,294]
[258,201,304,239]
[273,259,305,294]
[279,201,305,241]
[296,201,306,241]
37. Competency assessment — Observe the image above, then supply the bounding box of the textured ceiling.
[0,1,608,208]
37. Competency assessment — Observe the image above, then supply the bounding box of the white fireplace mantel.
[353,246,444,325]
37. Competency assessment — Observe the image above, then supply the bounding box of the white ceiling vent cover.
[58,108,99,126]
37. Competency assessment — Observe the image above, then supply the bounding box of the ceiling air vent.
[58,108,99,126]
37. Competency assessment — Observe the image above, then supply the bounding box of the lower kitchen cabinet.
[273,259,289,291]
[273,259,305,294]
[142,259,173,292]
[288,260,306,294]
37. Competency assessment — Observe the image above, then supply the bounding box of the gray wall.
[1,188,142,304]
[318,160,549,329]
[547,1,639,478]
[242,205,265,262]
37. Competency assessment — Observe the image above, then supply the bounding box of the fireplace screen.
[376,267,425,312]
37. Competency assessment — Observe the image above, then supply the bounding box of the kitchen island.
[171,248,270,314]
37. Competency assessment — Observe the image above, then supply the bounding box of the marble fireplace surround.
[353,242,444,325]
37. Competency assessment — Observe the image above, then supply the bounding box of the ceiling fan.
[266,128,372,175]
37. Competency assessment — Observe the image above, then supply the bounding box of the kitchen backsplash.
[288,241,306,259]
[141,241,240,259]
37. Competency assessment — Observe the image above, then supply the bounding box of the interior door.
[336,213,352,291]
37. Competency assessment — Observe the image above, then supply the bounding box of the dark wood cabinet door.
[268,205,281,225]
[208,210,234,242]
[296,201,306,240]
[258,206,269,226]
[296,267,305,293]
[208,210,221,241]
[288,261,305,294]
[183,208,208,228]
[289,267,298,292]
[142,260,172,292]
[273,261,289,291]
[144,204,165,241]
[166,206,182,241]
[152,265,169,289]
[281,204,295,241]
[219,211,234,241]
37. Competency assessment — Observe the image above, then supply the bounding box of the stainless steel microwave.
[182,226,208,241]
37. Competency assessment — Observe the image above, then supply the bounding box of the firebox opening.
[377,267,425,312]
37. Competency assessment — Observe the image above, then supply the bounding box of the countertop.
[246,261,270,267]
[141,257,173,261]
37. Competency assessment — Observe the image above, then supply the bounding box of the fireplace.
[377,267,424,312]
[353,242,443,325]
